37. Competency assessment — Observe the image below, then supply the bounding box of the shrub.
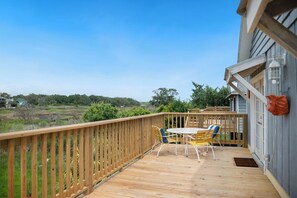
[156,100,189,112]
[117,107,150,118]
[83,103,118,122]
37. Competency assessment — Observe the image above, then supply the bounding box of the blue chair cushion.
[160,128,168,143]
[212,125,220,138]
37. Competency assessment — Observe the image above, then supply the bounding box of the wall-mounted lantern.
[268,60,281,84]
[268,53,286,85]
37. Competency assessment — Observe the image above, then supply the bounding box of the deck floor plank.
[86,146,280,198]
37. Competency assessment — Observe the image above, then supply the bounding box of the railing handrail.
[0,112,165,140]
[0,112,249,140]
[165,112,247,116]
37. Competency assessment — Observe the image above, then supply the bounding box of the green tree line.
[10,93,140,107]
[149,82,230,112]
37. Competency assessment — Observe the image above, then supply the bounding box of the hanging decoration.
[267,95,289,116]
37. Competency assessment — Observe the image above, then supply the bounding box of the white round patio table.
[167,128,207,156]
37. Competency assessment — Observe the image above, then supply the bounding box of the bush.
[156,100,189,112]
[117,107,150,118]
[83,103,118,122]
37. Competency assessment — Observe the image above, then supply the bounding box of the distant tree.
[0,92,10,98]
[8,93,141,107]
[150,88,178,107]
[83,103,118,122]
[204,85,217,107]
[26,94,39,105]
[89,95,102,103]
[36,94,48,106]
[13,94,25,100]
[191,82,230,108]
[191,82,206,108]
[216,86,230,106]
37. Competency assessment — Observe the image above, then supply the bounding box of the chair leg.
[210,146,216,160]
[194,146,200,162]
[217,139,223,151]
[151,140,157,154]
[157,144,164,157]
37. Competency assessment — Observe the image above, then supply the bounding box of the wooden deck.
[86,146,279,198]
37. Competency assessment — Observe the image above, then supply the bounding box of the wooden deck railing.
[0,112,247,198]
[164,112,248,147]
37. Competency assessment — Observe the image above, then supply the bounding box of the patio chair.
[188,129,216,162]
[208,125,223,150]
[151,125,179,157]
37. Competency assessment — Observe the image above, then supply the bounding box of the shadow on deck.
[86,145,279,198]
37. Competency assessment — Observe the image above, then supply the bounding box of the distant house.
[16,98,28,107]
[0,97,5,108]
[224,1,297,197]
[0,97,15,108]
[227,91,247,113]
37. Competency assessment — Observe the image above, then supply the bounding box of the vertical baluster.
[66,131,70,197]
[131,121,134,157]
[115,123,119,168]
[104,125,108,176]
[118,122,122,167]
[167,114,169,129]
[124,122,127,163]
[232,115,235,144]
[129,121,132,158]
[73,129,78,193]
[50,133,56,198]
[112,124,115,171]
[84,127,93,194]
[244,115,248,147]
[32,136,38,198]
[8,139,15,198]
[79,129,84,189]
[126,121,131,162]
[95,126,99,180]
[134,120,137,156]
[135,120,138,156]
[108,125,112,173]
[229,114,232,144]
[99,126,103,178]
[58,132,64,197]
[20,137,27,198]
[120,122,124,166]
[136,118,142,155]
[42,134,48,198]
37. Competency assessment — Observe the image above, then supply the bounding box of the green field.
[0,106,88,133]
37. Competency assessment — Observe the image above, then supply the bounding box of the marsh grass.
[0,106,86,133]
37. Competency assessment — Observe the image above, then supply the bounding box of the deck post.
[243,115,248,148]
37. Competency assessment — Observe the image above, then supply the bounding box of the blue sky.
[0,1,241,102]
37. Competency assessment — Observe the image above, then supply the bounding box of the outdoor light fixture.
[268,53,286,85]
[268,60,281,84]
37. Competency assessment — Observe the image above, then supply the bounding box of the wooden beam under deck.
[86,146,280,198]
